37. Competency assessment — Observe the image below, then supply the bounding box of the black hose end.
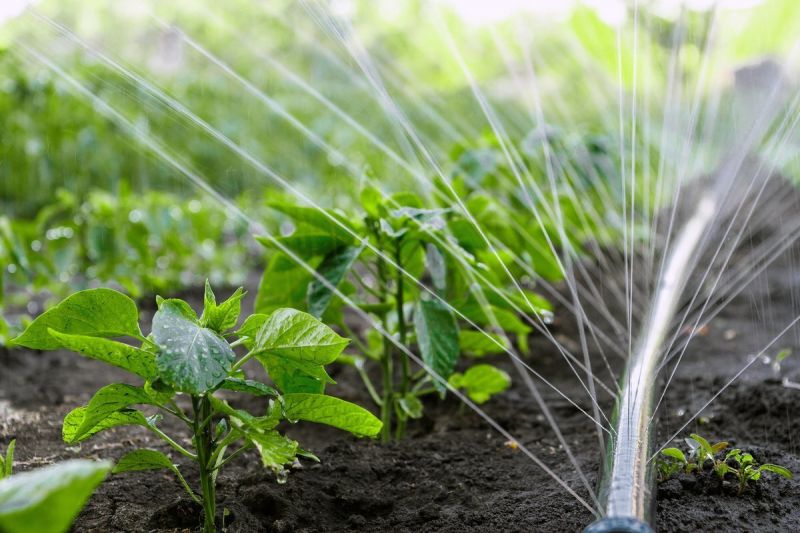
[583,517,654,533]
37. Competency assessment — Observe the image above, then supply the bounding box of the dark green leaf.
[112,449,176,474]
[414,300,460,394]
[151,301,235,394]
[260,355,333,394]
[425,244,447,294]
[11,289,141,350]
[266,203,355,244]
[307,245,362,318]
[0,459,111,533]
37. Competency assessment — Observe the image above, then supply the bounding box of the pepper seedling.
[0,440,14,480]
[10,284,382,533]
[658,433,792,494]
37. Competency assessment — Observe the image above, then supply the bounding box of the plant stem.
[394,237,409,440]
[147,424,197,460]
[192,395,216,533]
[373,223,393,443]
[230,349,256,373]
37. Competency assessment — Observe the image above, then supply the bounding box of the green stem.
[394,238,409,440]
[373,222,393,443]
[193,395,216,533]
[230,349,256,373]
[355,360,384,407]
[148,424,197,460]
[213,443,253,471]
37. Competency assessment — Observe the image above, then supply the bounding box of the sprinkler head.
[583,517,654,533]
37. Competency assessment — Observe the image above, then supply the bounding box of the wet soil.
[1,255,799,532]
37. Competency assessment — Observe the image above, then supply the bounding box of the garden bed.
[1,254,799,532]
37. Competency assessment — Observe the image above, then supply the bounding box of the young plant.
[255,192,544,440]
[0,459,111,533]
[0,440,15,480]
[658,433,793,494]
[11,284,382,532]
[723,448,793,495]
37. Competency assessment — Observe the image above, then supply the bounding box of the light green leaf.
[1,440,14,479]
[151,301,235,394]
[72,384,154,442]
[0,459,111,533]
[200,281,245,333]
[47,330,157,379]
[759,464,793,479]
[414,300,460,394]
[661,448,687,463]
[307,245,362,318]
[397,394,423,419]
[260,355,333,394]
[448,364,510,404]
[254,308,349,364]
[266,203,356,244]
[63,407,148,444]
[282,393,382,437]
[255,253,316,314]
[11,289,141,350]
[247,431,299,473]
[459,330,510,357]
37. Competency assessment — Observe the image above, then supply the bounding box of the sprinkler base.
[583,517,654,533]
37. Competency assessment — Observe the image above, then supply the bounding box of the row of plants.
[0,186,267,345]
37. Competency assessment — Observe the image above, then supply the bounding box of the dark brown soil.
[1,254,799,532]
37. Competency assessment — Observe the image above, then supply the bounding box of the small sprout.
[0,439,15,479]
[657,433,792,495]
[504,439,519,451]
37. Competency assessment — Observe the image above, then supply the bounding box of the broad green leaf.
[63,407,148,444]
[0,459,111,533]
[307,245,362,318]
[661,448,687,463]
[218,378,279,397]
[414,300,460,394]
[247,430,299,473]
[448,364,510,404]
[47,330,158,379]
[273,234,347,258]
[254,308,348,364]
[112,449,177,474]
[459,302,532,336]
[360,186,385,219]
[459,330,510,357]
[72,384,154,441]
[255,253,316,314]
[11,289,141,350]
[260,355,333,394]
[236,314,268,345]
[282,393,382,437]
[689,434,713,457]
[266,203,355,244]
[151,301,235,394]
[759,464,793,479]
[200,281,245,333]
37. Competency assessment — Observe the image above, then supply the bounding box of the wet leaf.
[151,301,235,394]
[200,281,245,333]
[71,384,155,441]
[253,308,348,364]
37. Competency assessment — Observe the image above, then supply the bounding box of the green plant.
[11,284,382,532]
[723,448,793,495]
[658,433,793,494]
[255,192,541,440]
[0,459,111,533]
[0,440,15,480]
